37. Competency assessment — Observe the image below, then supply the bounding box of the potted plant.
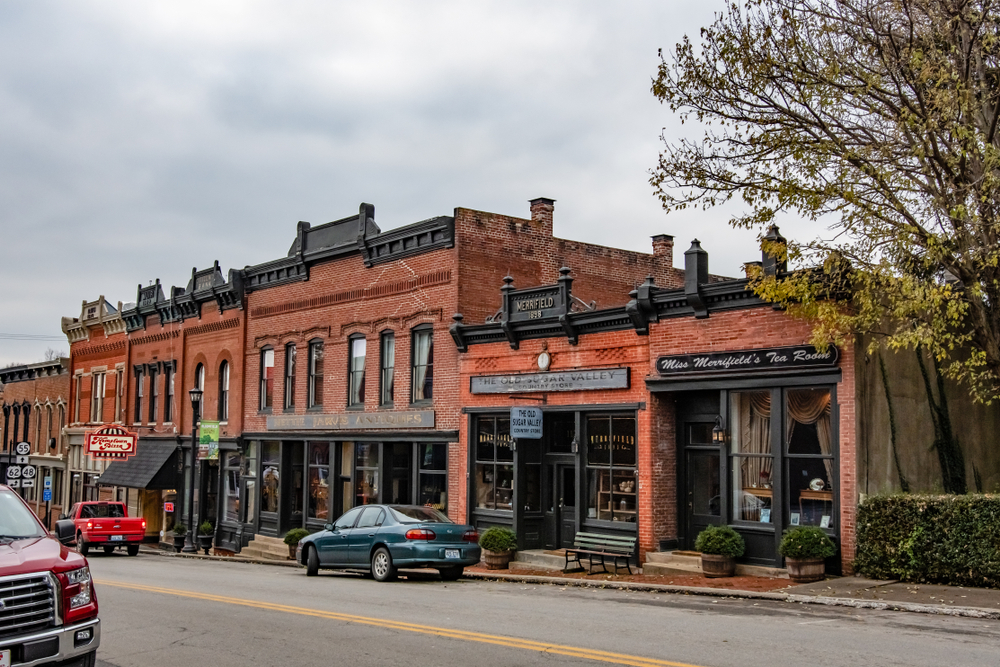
[171,523,187,553]
[779,526,837,583]
[478,526,517,570]
[197,521,214,555]
[694,525,745,577]
[284,528,311,560]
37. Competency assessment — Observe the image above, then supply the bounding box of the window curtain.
[739,391,772,488]
[412,332,431,400]
[786,390,833,481]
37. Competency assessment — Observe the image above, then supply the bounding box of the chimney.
[651,234,674,266]
[762,224,787,276]
[743,261,762,279]
[528,197,555,236]
[684,239,709,318]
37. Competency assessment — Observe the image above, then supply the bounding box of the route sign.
[7,479,19,488]
[22,466,35,479]
[21,479,34,488]
[15,456,28,465]
[6,466,21,478]
[15,442,29,456]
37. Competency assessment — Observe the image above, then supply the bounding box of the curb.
[461,571,1000,620]
[140,548,1000,620]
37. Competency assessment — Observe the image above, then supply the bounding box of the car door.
[348,507,386,565]
[314,507,363,566]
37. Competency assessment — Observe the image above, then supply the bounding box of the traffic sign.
[44,476,52,489]
[15,456,28,465]
[21,479,34,488]
[15,442,29,456]
[43,489,52,501]
[21,466,35,479]
[6,466,21,478]
[6,479,19,488]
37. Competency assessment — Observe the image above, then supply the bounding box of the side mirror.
[55,520,76,546]
[324,523,334,532]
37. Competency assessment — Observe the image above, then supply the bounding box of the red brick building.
[1,358,71,527]
[451,231,856,572]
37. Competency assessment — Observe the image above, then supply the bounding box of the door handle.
[368,533,375,537]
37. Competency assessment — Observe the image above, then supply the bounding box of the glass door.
[683,422,722,550]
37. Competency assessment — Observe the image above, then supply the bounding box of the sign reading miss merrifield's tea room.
[656,345,838,376]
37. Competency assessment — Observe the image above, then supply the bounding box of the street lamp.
[183,386,203,553]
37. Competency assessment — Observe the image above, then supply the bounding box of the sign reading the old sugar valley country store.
[656,345,838,375]
[471,368,629,394]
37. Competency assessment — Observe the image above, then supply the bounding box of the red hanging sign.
[85,425,139,460]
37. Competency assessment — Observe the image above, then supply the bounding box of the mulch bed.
[465,563,793,592]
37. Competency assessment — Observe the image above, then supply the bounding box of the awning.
[96,440,180,490]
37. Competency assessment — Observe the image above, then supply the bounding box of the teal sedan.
[297,505,481,581]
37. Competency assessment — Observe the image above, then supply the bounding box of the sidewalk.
[144,547,1000,620]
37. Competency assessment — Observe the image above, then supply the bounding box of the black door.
[555,463,577,548]
[684,423,722,549]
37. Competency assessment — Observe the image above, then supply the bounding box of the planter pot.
[482,549,514,570]
[785,557,826,583]
[700,553,737,578]
[172,534,186,553]
[288,544,297,560]
[198,535,213,555]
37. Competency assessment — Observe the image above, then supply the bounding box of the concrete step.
[242,535,292,561]
[512,549,567,571]
[643,550,789,578]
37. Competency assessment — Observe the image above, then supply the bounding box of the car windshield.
[0,488,45,539]
[388,506,454,524]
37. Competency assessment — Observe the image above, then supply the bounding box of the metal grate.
[0,573,56,638]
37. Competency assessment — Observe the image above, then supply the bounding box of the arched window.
[195,363,205,391]
[284,344,296,410]
[34,406,42,452]
[411,326,434,403]
[348,335,366,407]
[260,349,274,411]
[219,361,230,421]
[380,331,395,406]
[307,340,324,408]
[46,405,53,448]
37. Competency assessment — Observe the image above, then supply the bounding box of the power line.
[0,333,66,341]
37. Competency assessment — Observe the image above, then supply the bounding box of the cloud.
[0,0,815,366]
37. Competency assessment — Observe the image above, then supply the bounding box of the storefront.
[226,410,456,548]
[647,345,843,568]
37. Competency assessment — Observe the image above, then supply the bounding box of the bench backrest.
[572,532,636,555]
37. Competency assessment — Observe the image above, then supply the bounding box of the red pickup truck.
[62,502,145,557]
[0,484,100,667]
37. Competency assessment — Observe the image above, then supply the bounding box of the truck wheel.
[77,534,89,556]
[371,547,397,582]
[102,545,115,555]
[127,544,140,556]
[306,545,319,577]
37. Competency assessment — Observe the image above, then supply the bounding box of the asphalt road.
[87,552,1000,667]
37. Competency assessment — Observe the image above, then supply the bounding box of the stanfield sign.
[267,410,435,431]
[470,368,630,394]
[656,345,839,376]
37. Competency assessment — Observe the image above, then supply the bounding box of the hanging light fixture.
[712,416,726,445]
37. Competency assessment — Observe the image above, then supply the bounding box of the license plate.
[445,549,460,559]
[110,535,124,541]
[1,648,11,667]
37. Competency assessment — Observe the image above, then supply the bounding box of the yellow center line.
[96,579,709,667]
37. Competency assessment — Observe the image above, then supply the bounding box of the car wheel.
[78,534,89,556]
[102,545,115,555]
[306,546,319,577]
[127,544,140,557]
[438,566,464,581]
[371,547,397,582]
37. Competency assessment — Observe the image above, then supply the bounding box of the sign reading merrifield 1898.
[267,410,435,431]
[656,345,838,375]
[471,368,629,394]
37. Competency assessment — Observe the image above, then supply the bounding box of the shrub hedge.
[854,494,1000,588]
[694,525,745,557]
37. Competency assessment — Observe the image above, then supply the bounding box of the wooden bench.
[564,532,637,575]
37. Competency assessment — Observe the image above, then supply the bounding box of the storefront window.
[475,416,513,511]
[243,441,257,524]
[224,451,241,523]
[586,415,637,522]
[339,441,354,515]
[389,443,412,504]
[261,441,280,513]
[308,442,330,521]
[730,390,773,523]
[786,388,834,528]
[418,443,447,511]
[355,442,379,505]
[522,438,541,512]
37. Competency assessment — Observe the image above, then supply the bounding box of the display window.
[308,442,330,521]
[475,416,513,511]
[418,443,447,511]
[585,415,637,523]
[729,390,774,523]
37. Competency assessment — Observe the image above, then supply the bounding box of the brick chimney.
[651,234,674,267]
[529,197,555,236]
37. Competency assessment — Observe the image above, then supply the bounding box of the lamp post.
[183,386,203,553]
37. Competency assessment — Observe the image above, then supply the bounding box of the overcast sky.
[0,1,808,367]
